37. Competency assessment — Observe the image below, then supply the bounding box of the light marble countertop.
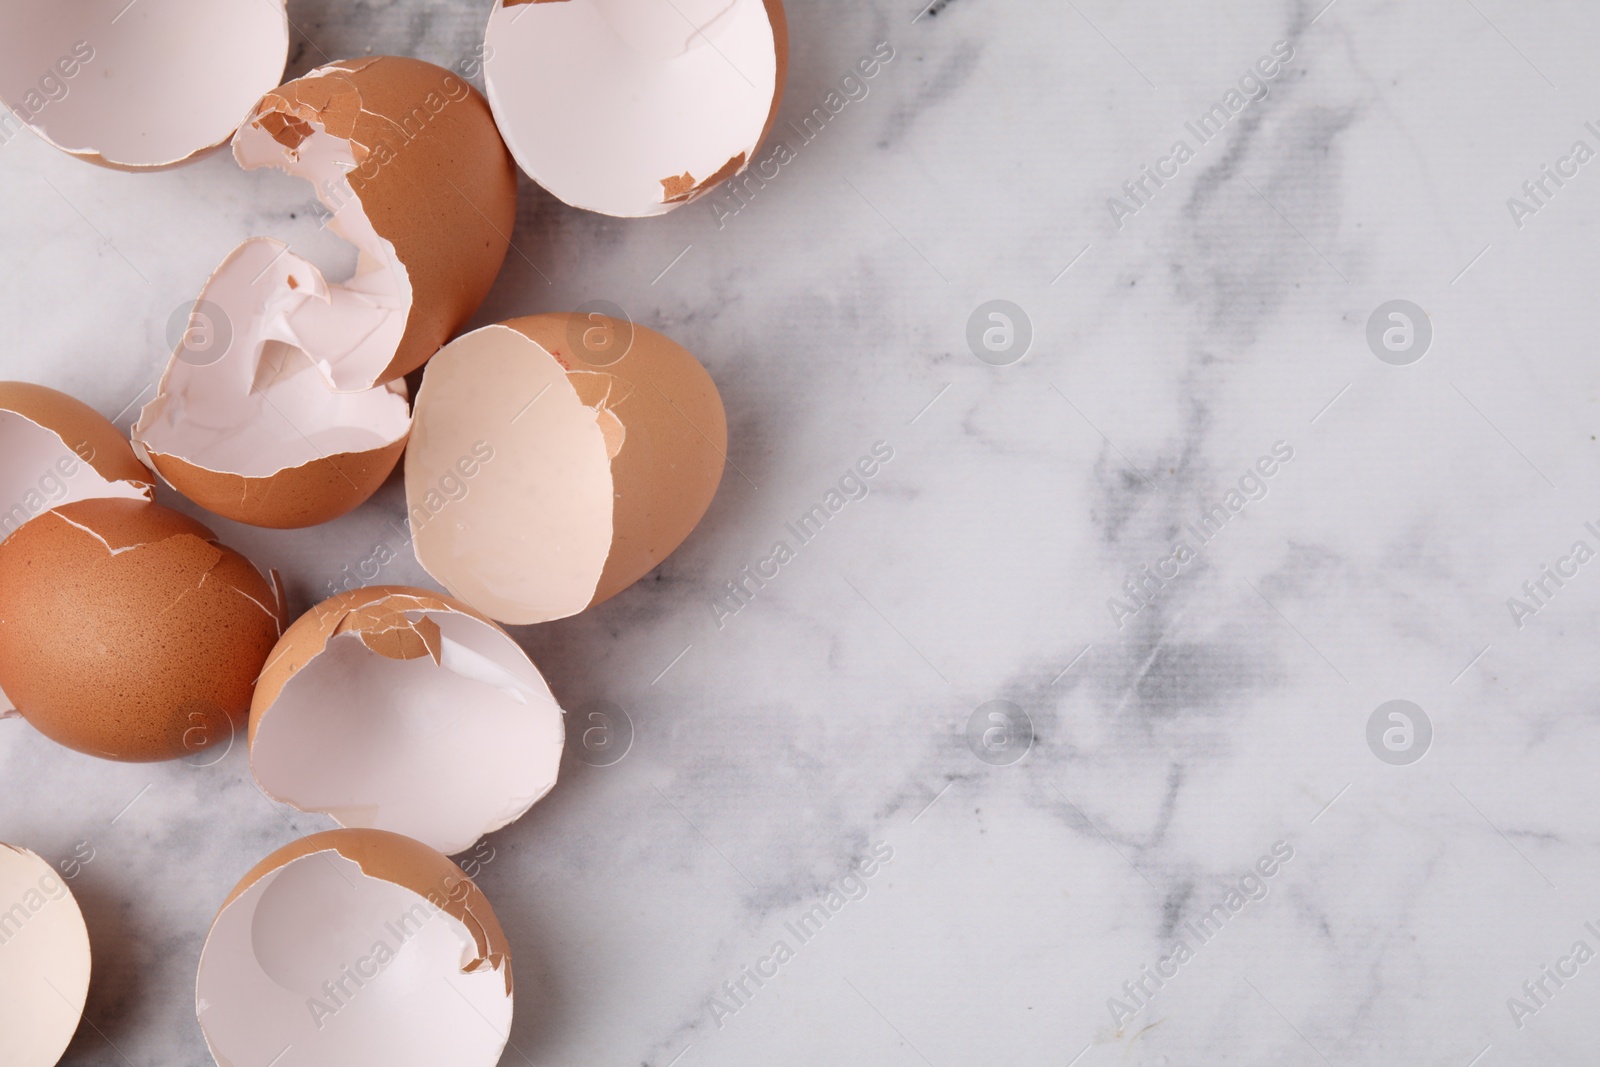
[5,0,1600,1064]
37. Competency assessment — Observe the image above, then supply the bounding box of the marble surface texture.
[5,0,1600,1064]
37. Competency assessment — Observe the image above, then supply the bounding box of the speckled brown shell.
[144,433,408,530]
[0,498,286,762]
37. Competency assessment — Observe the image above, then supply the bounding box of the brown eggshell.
[247,586,565,854]
[196,829,513,1066]
[510,314,728,606]
[245,56,518,386]
[250,586,502,731]
[0,382,153,494]
[130,57,515,530]
[0,498,286,762]
[143,431,409,530]
[406,313,727,624]
[213,829,511,987]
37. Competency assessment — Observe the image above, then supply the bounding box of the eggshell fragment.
[197,829,512,1067]
[484,0,788,216]
[0,844,91,1067]
[250,587,565,856]
[0,382,153,546]
[0,0,289,169]
[406,314,727,624]
[0,498,286,762]
[133,57,518,528]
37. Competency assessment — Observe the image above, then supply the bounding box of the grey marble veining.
[5,0,1600,1064]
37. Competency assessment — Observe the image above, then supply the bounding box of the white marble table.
[4,0,1600,1064]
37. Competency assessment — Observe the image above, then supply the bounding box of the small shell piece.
[196,829,513,1067]
[0,843,92,1067]
[0,0,289,169]
[406,314,727,624]
[250,587,565,856]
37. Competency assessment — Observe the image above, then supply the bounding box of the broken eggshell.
[133,57,518,529]
[0,0,289,169]
[0,381,154,545]
[0,381,157,716]
[406,313,727,625]
[250,587,565,856]
[484,0,788,216]
[0,844,91,1067]
[196,829,512,1067]
[0,498,286,761]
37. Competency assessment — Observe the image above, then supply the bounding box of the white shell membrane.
[253,608,565,856]
[0,0,288,167]
[0,845,91,1067]
[484,0,779,216]
[197,850,511,1067]
[407,325,615,624]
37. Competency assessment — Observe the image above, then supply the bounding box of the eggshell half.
[0,382,156,716]
[484,0,788,216]
[0,498,286,761]
[0,381,153,546]
[406,314,727,624]
[250,587,565,856]
[0,844,91,1067]
[197,829,513,1067]
[133,57,518,529]
[0,0,289,169]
